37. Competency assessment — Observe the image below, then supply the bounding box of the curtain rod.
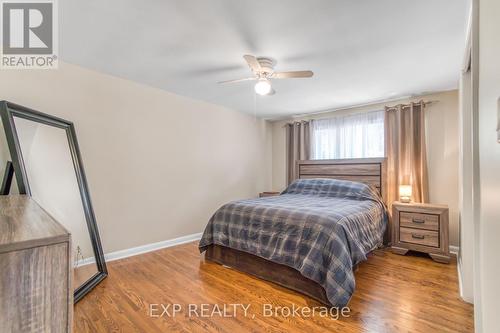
[385,100,438,111]
[283,100,439,127]
[282,109,384,127]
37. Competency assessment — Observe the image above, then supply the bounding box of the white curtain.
[311,110,385,159]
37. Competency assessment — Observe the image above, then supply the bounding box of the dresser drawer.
[399,227,439,248]
[400,212,439,231]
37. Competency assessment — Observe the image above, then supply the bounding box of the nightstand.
[391,202,450,263]
[259,191,280,198]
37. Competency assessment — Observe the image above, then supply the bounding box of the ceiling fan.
[218,55,313,96]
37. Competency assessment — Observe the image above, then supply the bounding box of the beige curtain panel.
[384,101,429,207]
[286,121,310,185]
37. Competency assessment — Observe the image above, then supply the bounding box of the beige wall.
[0,62,272,254]
[477,0,500,330]
[0,62,464,257]
[271,90,460,246]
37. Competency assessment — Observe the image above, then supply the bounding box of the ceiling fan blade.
[272,70,313,79]
[243,55,262,73]
[217,77,256,84]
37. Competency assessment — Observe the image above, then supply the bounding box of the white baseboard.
[105,232,203,262]
[78,236,461,268]
[76,232,202,267]
[451,245,474,304]
[456,257,474,304]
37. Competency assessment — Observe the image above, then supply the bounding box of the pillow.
[282,178,381,202]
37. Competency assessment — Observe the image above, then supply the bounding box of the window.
[311,110,385,159]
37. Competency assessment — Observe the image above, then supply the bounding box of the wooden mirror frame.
[0,101,107,303]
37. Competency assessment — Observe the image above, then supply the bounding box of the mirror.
[0,101,107,302]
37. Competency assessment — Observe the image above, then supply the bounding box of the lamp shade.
[399,185,412,203]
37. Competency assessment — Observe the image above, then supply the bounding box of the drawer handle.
[411,233,425,239]
[412,218,425,224]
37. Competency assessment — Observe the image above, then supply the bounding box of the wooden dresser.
[391,201,450,263]
[0,196,72,332]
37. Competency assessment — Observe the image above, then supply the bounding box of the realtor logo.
[1,0,58,69]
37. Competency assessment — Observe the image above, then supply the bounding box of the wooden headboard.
[295,158,387,204]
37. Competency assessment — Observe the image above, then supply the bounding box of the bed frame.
[204,158,388,305]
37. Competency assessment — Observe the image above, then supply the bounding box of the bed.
[199,158,388,307]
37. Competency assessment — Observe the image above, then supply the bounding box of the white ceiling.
[60,0,470,119]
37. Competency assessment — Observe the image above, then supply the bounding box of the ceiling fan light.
[254,79,272,95]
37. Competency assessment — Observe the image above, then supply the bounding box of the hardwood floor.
[74,242,474,333]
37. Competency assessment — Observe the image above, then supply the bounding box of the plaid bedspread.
[199,178,387,306]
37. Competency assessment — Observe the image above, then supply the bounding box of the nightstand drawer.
[400,227,439,248]
[400,212,439,231]
[259,192,280,198]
